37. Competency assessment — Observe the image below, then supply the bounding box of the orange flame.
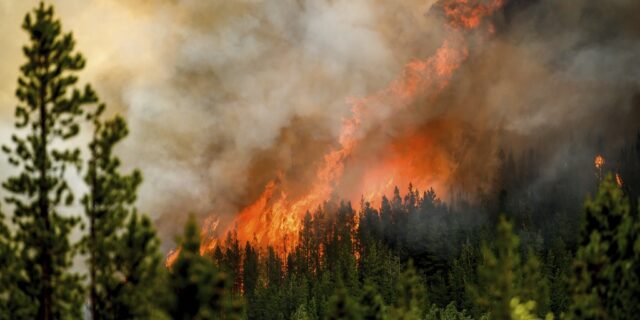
[165,248,181,268]
[594,155,605,170]
[616,173,623,187]
[165,0,507,263]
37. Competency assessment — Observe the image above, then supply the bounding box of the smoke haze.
[1,0,639,251]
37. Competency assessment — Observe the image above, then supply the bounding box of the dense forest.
[2,3,640,320]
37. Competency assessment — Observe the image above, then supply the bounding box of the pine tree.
[425,303,472,320]
[0,206,32,317]
[110,212,166,319]
[168,215,243,319]
[545,238,572,315]
[2,3,93,318]
[388,261,426,320]
[568,175,640,319]
[521,250,550,317]
[360,283,386,320]
[326,284,362,320]
[243,242,259,297]
[82,102,162,319]
[467,216,520,319]
[448,242,478,312]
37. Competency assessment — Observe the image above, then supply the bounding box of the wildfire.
[594,155,605,170]
[165,248,181,268]
[165,0,507,263]
[593,155,623,188]
[442,0,505,30]
[616,173,624,187]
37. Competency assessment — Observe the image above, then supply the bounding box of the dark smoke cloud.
[1,0,638,251]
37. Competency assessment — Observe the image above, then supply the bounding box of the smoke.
[1,0,639,251]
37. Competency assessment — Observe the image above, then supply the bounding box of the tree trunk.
[36,53,52,320]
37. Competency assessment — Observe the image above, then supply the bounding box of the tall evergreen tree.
[327,284,362,320]
[81,103,162,319]
[2,3,94,318]
[168,215,243,319]
[359,283,386,320]
[467,216,520,319]
[568,175,640,319]
[388,262,426,320]
[520,250,550,316]
[110,212,166,319]
[243,242,259,297]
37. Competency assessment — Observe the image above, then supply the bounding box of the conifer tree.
[568,175,640,319]
[360,283,386,320]
[327,284,362,320]
[243,242,259,298]
[81,104,162,319]
[168,215,243,319]
[467,216,520,319]
[2,3,93,318]
[521,250,550,316]
[448,243,478,312]
[425,303,472,320]
[0,206,31,317]
[388,262,426,320]
[110,212,166,319]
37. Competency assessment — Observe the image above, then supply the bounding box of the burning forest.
[1,0,640,319]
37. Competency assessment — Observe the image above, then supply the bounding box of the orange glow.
[442,0,505,30]
[165,0,506,263]
[594,155,605,170]
[349,122,457,208]
[616,173,623,187]
[165,248,181,268]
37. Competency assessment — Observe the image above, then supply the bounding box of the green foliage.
[521,250,550,315]
[468,216,521,319]
[545,238,572,315]
[80,101,165,319]
[448,242,478,312]
[2,8,640,319]
[2,3,94,318]
[326,284,362,320]
[568,175,640,319]
[168,215,243,319]
[359,283,385,320]
[425,303,473,320]
[0,207,32,318]
[388,262,426,320]
[109,212,166,319]
[509,298,544,320]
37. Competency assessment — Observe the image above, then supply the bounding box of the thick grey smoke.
[1,0,638,251]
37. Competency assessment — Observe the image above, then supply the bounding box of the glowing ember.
[616,173,623,187]
[165,248,181,268]
[442,0,505,30]
[594,155,605,169]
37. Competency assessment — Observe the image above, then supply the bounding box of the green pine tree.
[568,174,640,319]
[425,303,472,320]
[360,283,386,320]
[243,242,259,298]
[110,212,166,319]
[521,250,550,316]
[82,104,163,319]
[168,215,243,319]
[326,283,362,320]
[0,206,32,317]
[388,261,426,320]
[467,216,520,320]
[2,3,93,318]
